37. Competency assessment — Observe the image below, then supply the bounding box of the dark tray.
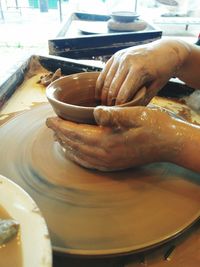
[0,54,102,110]
[0,53,194,112]
[0,54,195,112]
[48,12,162,59]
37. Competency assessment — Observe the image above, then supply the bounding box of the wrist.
[172,122,200,172]
[146,109,183,163]
[166,40,191,75]
[150,108,200,173]
[170,40,192,77]
[156,115,183,163]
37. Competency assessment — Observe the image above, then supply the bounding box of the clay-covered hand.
[95,39,191,106]
[46,106,181,171]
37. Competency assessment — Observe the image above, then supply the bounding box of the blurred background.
[0,0,200,79]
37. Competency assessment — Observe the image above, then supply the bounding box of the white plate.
[0,174,52,267]
[79,21,109,34]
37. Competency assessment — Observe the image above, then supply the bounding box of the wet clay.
[151,96,200,125]
[0,206,22,267]
[47,72,147,123]
[0,103,200,256]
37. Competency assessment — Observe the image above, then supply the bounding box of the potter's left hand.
[95,39,191,106]
[46,106,181,171]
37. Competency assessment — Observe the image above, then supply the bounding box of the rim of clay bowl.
[46,72,100,111]
[46,72,147,117]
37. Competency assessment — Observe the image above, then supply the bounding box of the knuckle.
[103,79,111,89]
[122,53,132,63]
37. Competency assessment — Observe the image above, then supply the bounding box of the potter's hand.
[95,39,191,106]
[46,106,180,171]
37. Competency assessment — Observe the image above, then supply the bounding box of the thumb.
[94,106,142,128]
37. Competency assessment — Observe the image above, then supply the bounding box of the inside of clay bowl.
[46,72,100,124]
[46,71,146,124]
[53,72,100,107]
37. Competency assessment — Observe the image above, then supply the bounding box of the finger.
[63,143,105,170]
[143,80,167,106]
[46,117,109,146]
[55,131,109,170]
[95,57,113,100]
[100,59,120,105]
[55,130,106,161]
[67,151,100,170]
[115,69,153,105]
[107,64,129,106]
[56,132,128,172]
[94,106,144,128]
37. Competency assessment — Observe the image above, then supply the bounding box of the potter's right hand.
[95,39,191,106]
[46,106,183,171]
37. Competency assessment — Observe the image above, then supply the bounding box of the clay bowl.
[111,11,140,23]
[46,72,146,124]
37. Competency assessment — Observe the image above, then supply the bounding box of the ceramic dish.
[78,21,111,34]
[46,71,146,124]
[0,174,52,267]
[111,11,140,23]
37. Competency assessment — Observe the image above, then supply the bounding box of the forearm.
[151,39,200,89]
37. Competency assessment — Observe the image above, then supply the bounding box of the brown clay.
[46,72,147,124]
[46,105,200,173]
[0,103,200,256]
[0,206,22,267]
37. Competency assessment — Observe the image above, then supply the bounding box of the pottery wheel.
[0,103,200,256]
